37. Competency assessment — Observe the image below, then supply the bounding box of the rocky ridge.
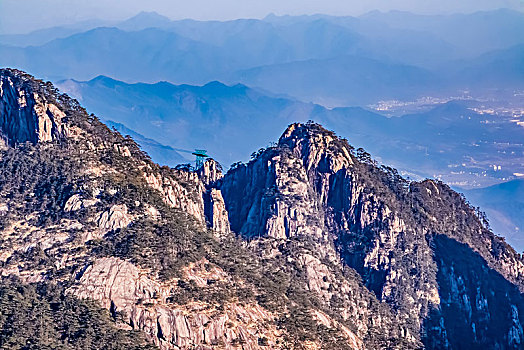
[218,122,524,349]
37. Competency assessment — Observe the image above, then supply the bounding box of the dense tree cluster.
[0,280,156,350]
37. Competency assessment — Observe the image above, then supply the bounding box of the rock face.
[97,204,132,233]
[0,70,70,145]
[197,158,223,186]
[219,122,524,349]
[198,159,231,235]
[143,169,206,225]
[222,150,324,239]
[68,257,282,350]
[64,193,97,212]
[204,188,231,235]
[142,160,232,234]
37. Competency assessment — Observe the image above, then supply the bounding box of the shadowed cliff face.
[425,235,524,349]
[219,122,524,349]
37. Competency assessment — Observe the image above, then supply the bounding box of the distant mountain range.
[2,10,523,106]
[55,75,524,249]
[362,9,524,56]
[56,76,315,167]
[56,76,524,184]
[230,55,440,105]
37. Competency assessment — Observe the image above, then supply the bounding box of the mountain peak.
[88,75,124,88]
[128,11,171,23]
[279,121,336,143]
[220,117,524,348]
[118,11,172,30]
[0,68,72,146]
[279,122,355,171]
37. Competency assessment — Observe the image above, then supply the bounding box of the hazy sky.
[1,0,523,34]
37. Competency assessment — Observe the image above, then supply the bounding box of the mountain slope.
[0,19,113,47]
[455,44,524,88]
[0,281,156,350]
[0,27,230,83]
[217,122,524,349]
[3,68,524,349]
[361,9,524,57]
[230,55,438,105]
[0,69,419,349]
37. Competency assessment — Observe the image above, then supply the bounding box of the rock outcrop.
[68,257,283,350]
[197,158,223,186]
[204,188,231,235]
[0,70,71,145]
[143,168,206,225]
[198,159,231,235]
[97,204,132,233]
